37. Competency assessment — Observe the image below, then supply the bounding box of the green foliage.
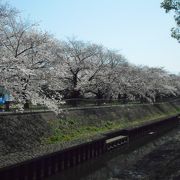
[161,0,179,12]
[161,0,180,42]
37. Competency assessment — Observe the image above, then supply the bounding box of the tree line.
[0,2,179,112]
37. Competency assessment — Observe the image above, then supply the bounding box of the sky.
[8,0,180,74]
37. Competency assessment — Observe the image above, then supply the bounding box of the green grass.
[43,109,180,145]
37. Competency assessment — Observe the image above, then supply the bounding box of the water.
[46,126,180,180]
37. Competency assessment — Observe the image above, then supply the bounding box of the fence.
[0,97,180,113]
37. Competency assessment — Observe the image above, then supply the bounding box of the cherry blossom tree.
[0,2,63,112]
[0,1,179,112]
[83,49,127,100]
[54,38,104,99]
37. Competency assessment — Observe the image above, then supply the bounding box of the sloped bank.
[0,111,57,156]
[0,101,180,179]
[0,101,180,156]
[0,109,179,180]
[45,100,180,144]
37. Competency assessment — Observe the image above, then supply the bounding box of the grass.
[43,109,180,145]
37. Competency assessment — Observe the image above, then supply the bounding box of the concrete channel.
[0,114,179,180]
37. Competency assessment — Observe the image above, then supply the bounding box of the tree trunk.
[24,100,30,109]
[5,101,10,111]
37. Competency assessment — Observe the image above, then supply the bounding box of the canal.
[46,125,180,180]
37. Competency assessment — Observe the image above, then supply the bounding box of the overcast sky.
[9,0,180,74]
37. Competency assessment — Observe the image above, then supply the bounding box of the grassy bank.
[0,101,180,156]
[43,101,180,145]
[0,101,180,169]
